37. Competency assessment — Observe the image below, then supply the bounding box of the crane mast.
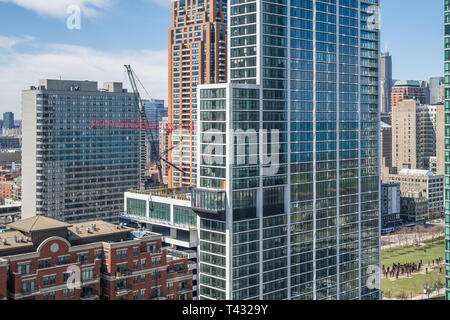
[124,64,186,188]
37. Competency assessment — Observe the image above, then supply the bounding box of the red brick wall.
[8,238,102,300]
[2,235,193,300]
[0,262,7,299]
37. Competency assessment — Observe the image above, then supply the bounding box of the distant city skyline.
[0,0,445,117]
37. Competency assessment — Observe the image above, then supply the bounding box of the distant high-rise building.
[391,100,443,171]
[391,80,427,107]
[380,52,393,113]
[380,122,393,180]
[22,80,140,223]
[168,0,227,188]
[429,77,445,105]
[3,113,14,130]
[193,0,381,300]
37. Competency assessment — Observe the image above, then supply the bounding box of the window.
[146,243,157,254]
[82,268,94,281]
[18,262,31,275]
[43,275,56,286]
[140,289,146,299]
[38,259,51,269]
[63,288,75,298]
[133,247,139,257]
[58,255,70,265]
[43,291,56,300]
[152,271,161,281]
[152,257,162,266]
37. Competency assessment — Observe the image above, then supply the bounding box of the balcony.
[82,276,100,286]
[191,189,226,220]
[115,285,132,295]
[115,269,132,278]
[80,290,99,300]
[20,287,40,297]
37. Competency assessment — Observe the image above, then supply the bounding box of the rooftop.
[398,169,435,177]
[8,215,71,233]
[394,80,421,87]
[0,230,33,250]
[129,187,192,201]
[67,220,134,241]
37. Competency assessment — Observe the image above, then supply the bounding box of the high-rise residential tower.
[391,100,443,172]
[168,0,228,188]
[380,52,392,113]
[193,0,381,300]
[22,80,140,223]
[3,113,14,130]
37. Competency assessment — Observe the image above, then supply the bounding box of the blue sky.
[0,0,445,117]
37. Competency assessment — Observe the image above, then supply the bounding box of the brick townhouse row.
[0,216,193,300]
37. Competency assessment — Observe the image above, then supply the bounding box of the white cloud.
[0,35,34,50]
[0,39,168,117]
[0,0,113,18]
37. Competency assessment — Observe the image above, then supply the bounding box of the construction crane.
[124,64,186,188]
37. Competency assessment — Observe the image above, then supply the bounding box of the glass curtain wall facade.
[195,0,380,300]
[444,0,450,301]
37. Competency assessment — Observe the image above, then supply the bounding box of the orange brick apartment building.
[391,80,427,108]
[0,216,193,300]
[167,0,227,187]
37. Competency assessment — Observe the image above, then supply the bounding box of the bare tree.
[397,227,410,247]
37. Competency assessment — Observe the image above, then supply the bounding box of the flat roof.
[0,230,33,251]
[67,220,134,240]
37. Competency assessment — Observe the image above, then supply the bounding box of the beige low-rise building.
[386,169,444,220]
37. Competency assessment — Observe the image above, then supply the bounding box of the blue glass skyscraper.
[194,0,381,300]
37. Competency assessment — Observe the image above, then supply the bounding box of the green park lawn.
[381,240,445,298]
[382,239,444,268]
[381,268,444,298]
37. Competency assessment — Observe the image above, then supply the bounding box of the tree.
[435,273,445,294]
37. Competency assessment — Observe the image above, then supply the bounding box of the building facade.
[386,169,444,221]
[193,0,381,300]
[380,121,392,180]
[168,0,228,188]
[0,216,193,300]
[429,77,445,105]
[120,189,199,297]
[3,113,14,130]
[444,0,450,300]
[391,80,427,108]
[391,100,444,172]
[143,99,167,165]
[22,80,140,223]
[380,184,401,230]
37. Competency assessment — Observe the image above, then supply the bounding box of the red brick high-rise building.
[168,0,227,187]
